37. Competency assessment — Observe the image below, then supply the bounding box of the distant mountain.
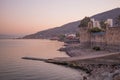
[0,34,24,39]
[23,8,120,39]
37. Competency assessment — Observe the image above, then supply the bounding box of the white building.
[91,18,101,28]
[65,34,76,39]
[106,19,113,27]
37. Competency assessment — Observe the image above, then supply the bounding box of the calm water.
[0,39,83,80]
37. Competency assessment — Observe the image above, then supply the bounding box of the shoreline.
[21,39,120,80]
[60,42,120,80]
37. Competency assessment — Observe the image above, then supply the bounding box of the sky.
[0,0,120,35]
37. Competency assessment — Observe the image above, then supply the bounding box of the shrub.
[89,27,102,33]
[93,46,101,51]
[100,20,107,29]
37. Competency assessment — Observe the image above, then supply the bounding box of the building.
[106,19,113,27]
[91,18,101,28]
[91,18,113,28]
[79,19,120,51]
[65,34,76,39]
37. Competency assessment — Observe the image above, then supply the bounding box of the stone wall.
[90,32,106,50]
[106,27,120,51]
[79,26,120,51]
[79,27,91,48]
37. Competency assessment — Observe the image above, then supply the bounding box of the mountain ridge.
[23,8,120,39]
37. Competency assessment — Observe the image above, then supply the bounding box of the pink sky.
[0,0,120,35]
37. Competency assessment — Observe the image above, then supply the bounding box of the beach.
[61,43,120,80]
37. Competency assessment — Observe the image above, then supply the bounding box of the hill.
[23,8,120,39]
[91,8,120,25]
[0,34,24,39]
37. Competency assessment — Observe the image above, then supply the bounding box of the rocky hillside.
[23,8,120,39]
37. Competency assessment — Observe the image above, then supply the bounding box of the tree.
[115,15,120,26]
[79,17,91,27]
[100,20,107,29]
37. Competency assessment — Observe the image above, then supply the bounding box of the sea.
[0,39,83,80]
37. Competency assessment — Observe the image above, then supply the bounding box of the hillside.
[23,8,120,39]
[0,34,23,39]
[23,21,80,39]
[91,8,120,25]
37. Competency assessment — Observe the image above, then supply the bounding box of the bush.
[89,27,102,33]
[93,46,101,51]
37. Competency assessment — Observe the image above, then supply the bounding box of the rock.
[113,74,120,80]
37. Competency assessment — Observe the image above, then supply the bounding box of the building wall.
[106,27,120,51]
[79,26,120,51]
[91,33,106,49]
[79,27,91,47]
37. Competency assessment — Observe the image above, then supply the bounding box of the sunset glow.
[0,0,120,35]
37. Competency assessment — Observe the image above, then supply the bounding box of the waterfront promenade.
[22,52,120,64]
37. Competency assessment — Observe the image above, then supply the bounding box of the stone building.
[79,19,120,51]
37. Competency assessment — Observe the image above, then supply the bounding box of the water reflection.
[0,39,83,80]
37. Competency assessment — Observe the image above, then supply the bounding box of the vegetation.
[58,34,66,41]
[93,46,101,51]
[89,27,103,33]
[100,20,107,29]
[115,15,120,26]
[79,17,91,27]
